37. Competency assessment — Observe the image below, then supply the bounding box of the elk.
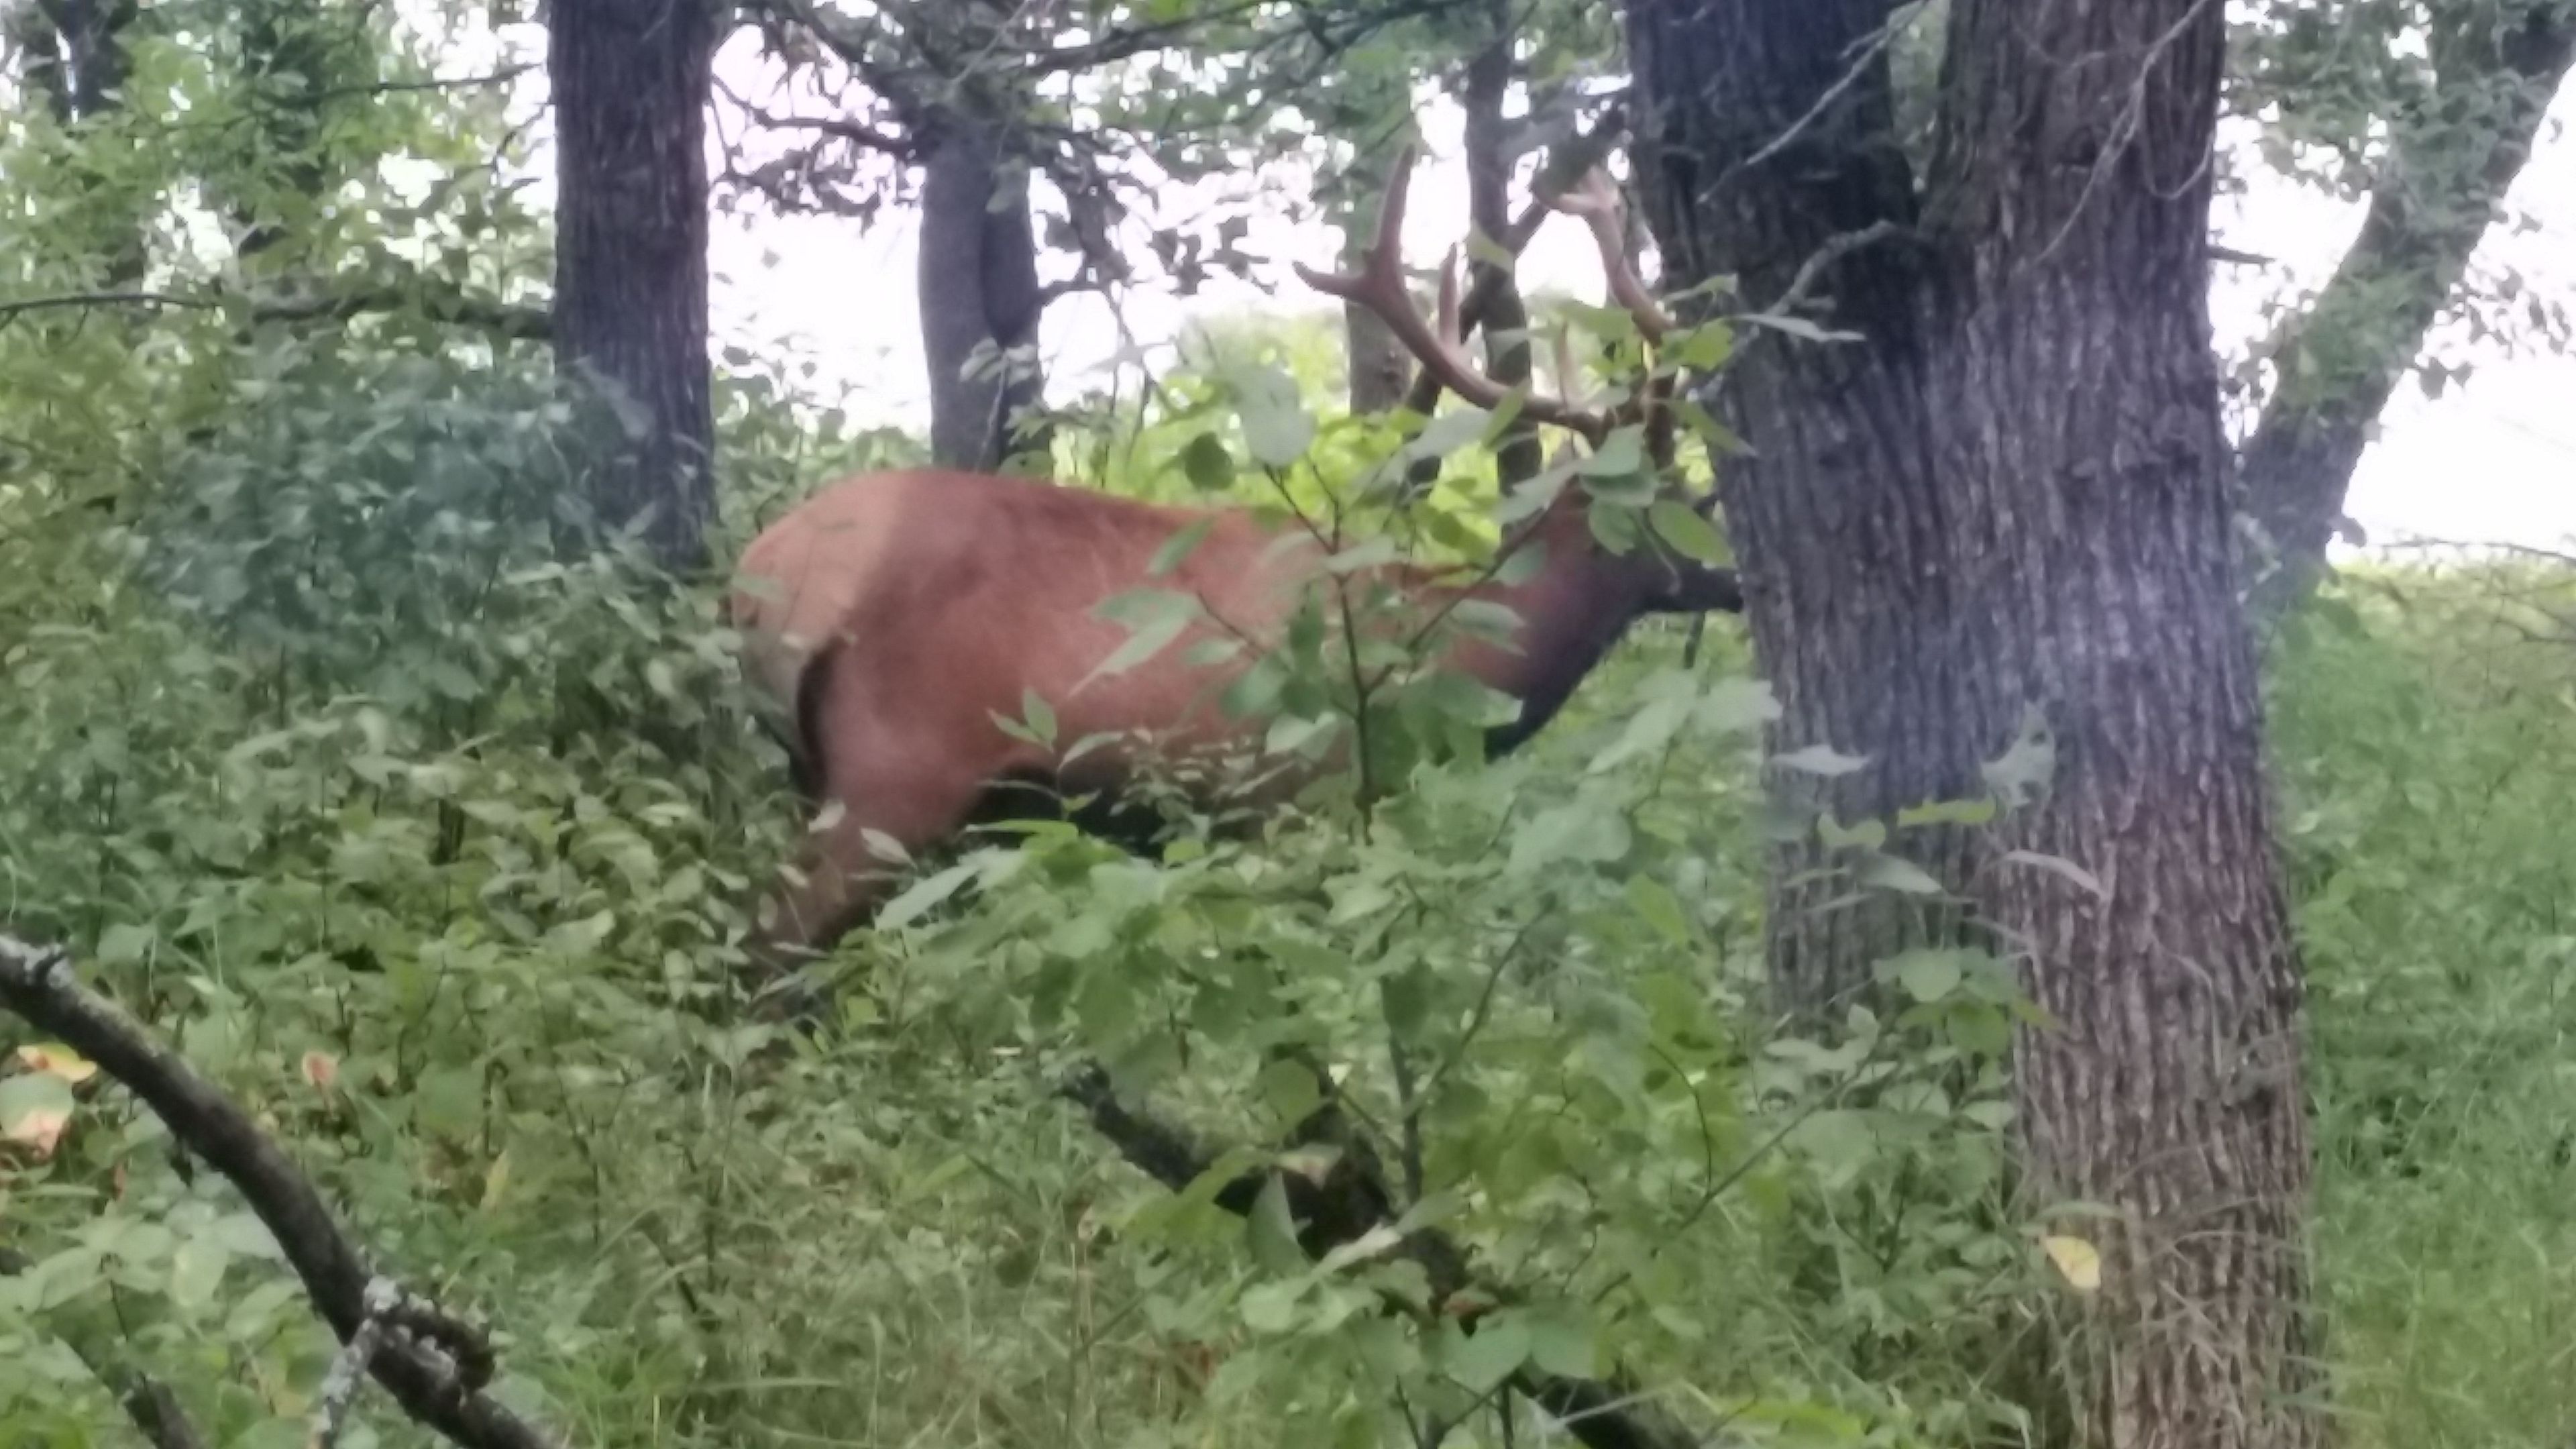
[727,146,1742,999]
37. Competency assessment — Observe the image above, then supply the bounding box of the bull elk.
[727,146,1743,1001]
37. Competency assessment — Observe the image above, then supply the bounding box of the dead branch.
[0,932,563,1449]
[1057,1063,1702,1449]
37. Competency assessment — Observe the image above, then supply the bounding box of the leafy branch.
[0,282,549,339]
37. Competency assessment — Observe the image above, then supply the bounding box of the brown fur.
[726,466,1735,983]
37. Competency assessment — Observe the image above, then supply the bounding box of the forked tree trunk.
[2239,1,2576,614]
[548,0,718,569]
[917,114,1049,472]
[1624,3,2316,1446]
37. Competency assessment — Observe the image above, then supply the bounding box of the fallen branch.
[1057,1063,1701,1449]
[0,933,562,1449]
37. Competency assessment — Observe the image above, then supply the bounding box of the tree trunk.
[1625,3,2317,1446]
[12,0,144,286]
[227,1,359,266]
[917,115,1049,472]
[548,0,718,570]
[1461,3,1541,484]
[2240,1,2576,614]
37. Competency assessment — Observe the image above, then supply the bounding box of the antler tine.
[1549,167,1672,345]
[1295,144,1611,442]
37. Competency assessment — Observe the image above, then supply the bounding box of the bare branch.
[0,932,564,1449]
[0,284,549,339]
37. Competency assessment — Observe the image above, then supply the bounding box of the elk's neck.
[1458,508,1653,755]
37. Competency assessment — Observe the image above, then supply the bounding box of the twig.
[0,284,549,339]
[308,1279,398,1449]
[1757,220,1907,321]
[0,933,564,1449]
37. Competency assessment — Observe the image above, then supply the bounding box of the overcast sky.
[400,12,2576,555]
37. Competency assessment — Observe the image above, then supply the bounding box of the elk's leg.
[741,692,998,1023]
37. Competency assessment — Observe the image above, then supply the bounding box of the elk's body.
[727,144,1743,991]
[729,465,1734,965]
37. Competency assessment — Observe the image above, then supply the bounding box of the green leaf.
[878,860,979,930]
[1891,949,1965,1002]
[1773,744,1868,777]
[1181,433,1236,490]
[1150,515,1218,576]
[1648,498,1728,564]
[168,1234,230,1311]
[1087,590,1202,681]
[1860,854,1946,896]
[1525,1301,1597,1379]
[1256,1059,1322,1128]
[1020,688,1057,748]
[1229,363,1316,468]
[1625,875,1693,947]
[1246,1175,1306,1275]
[1442,1311,1532,1393]
[413,1067,482,1141]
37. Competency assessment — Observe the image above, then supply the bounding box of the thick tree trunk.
[1460,5,1541,484]
[548,0,717,570]
[1626,3,2317,1446]
[917,115,1049,472]
[2240,1,2576,614]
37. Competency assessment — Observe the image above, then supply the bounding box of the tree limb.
[0,284,549,339]
[2239,1,2576,613]
[1057,1063,1701,1449]
[0,932,564,1449]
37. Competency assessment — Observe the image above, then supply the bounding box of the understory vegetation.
[5,331,2575,1448]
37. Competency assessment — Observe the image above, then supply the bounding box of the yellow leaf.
[482,1149,513,1211]
[15,1044,97,1084]
[2041,1234,2102,1293]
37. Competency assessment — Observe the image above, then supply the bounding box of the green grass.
[2271,569,2576,1449]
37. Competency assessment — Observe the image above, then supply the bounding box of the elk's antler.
[1546,167,1672,345]
[1296,145,1679,451]
[1295,146,1617,444]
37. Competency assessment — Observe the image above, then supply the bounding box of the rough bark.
[2240,0,2576,613]
[917,113,1049,472]
[549,0,718,570]
[1461,2,1542,484]
[1625,3,2316,1446]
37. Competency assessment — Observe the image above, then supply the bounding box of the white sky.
[435,15,2576,554]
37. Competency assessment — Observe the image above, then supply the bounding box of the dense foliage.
[6,3,2575,1448]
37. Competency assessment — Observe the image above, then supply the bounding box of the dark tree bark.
[916,113,1049,472]
[11,0,132,121]
[1625,3,2316,1446]
[11,0,144,285]
[2239,0,2576,612]
[549,0,718,570]
[1460,0,1541,484]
